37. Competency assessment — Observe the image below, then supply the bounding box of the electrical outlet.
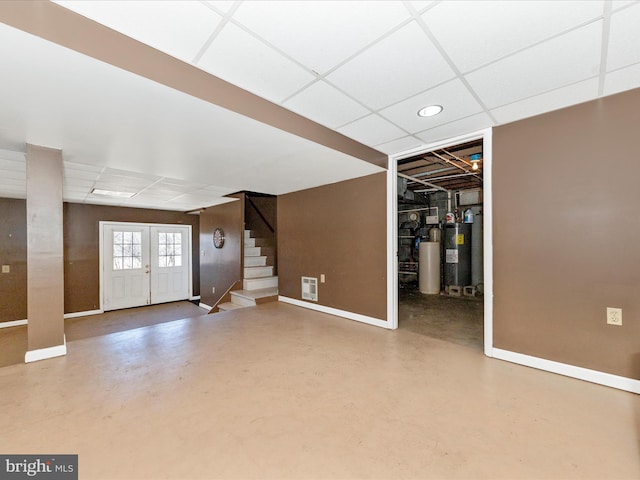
[320,274,325,283]
[212,287,215,294]
[606,307,622,326]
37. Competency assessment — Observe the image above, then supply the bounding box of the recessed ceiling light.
[91,188,136,198]
[417,105,443,117]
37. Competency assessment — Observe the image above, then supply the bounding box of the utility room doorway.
[396,138,485,350]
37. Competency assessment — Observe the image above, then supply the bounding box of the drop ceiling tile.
[63,186,91,194]
[607,4,640,71]
[0,150,27,165]
[154,179,208,191]
[55,1,222,62]
[198,185,238,195]
[612,1,637,11]
[0,159,26,172]
[491,78,599,124]
[0,186,26,198]
[379,79,483,133]
[100,167,161,180]
[327,21,455,110]
[283,81,370,128]
[415,113,493,144]
[466,21,602,109]
[64,178,95,189]
[64,194,88,202]
[130,191,180,202]
[231,1,410,74]
[198,22,316,103]
[85,197,123,206]
[374,136,425,155]
[204,1,237,14]
[63,161,103,172]
[0,178,26,187]
[64,170,100,182]
[0,170,26,181]
[424,0,604,73]
[338,114,407,146]
[94,178,150,191]
[604,63,640,96]
[408,1,436,13]
[170,192,224,206]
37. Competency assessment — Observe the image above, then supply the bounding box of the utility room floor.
[399,284,483,350]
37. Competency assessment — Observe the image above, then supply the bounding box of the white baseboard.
[198,303,212,311]
[0,319,27,329]
[491,348,640,395]
[190,295,201,301]
[25,335,67,363]
[64,309,103,319]
[1,309,102,328]
[278,296,389,329]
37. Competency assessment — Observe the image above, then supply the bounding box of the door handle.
[145,264,150,274]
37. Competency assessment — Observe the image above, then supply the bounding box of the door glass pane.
[157,231,183,268]
[113,230,143,270]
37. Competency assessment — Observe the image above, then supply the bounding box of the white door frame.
[387,128,494,357]
[99,221,193,313]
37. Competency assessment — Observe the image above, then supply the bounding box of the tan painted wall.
[63,203,200,314]
[493,87,640,379]
[278,173,387,320]
[0,198,27,322]
[199,197,243,308]
[1,201,200,320]
[26,144,64,351]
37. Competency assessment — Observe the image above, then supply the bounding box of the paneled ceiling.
[1,0,639,210]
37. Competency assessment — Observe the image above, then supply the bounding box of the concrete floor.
[399,285,484,351]
[1,302,639,479]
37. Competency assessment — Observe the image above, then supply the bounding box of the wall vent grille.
[301,276,318,301]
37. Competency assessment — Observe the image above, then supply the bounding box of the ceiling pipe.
[431,151,483,183]
[397,172,449,193]
[431,149,482,181]
[414,167,457,178]
[425,172,478,181]
[441,149,475,168]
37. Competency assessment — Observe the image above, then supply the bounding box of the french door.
[102,222,191,311]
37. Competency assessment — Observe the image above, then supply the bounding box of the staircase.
[217,230,278,312]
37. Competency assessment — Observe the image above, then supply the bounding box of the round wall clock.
[213,228,225,249]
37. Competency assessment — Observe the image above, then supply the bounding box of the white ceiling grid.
[56,0,640,151]
[0,1,638,210]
